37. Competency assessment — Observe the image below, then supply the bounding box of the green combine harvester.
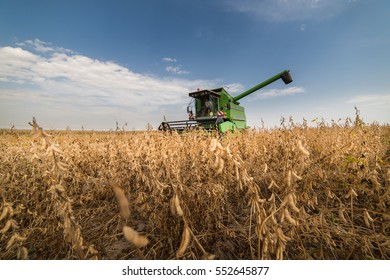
[158,70,293,133]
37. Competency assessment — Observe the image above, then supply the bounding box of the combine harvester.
[159,70,293,133]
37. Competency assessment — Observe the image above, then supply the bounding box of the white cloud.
[16,39,73,54]
[224,83,245,94]
[162,57,190,75]
[162,57,177,63]
[224,0,355,22]
[249,86,305,100]
[165,65,190,75]
[0,40,217,129]
[0,46,40,83]
[347,94,390,106]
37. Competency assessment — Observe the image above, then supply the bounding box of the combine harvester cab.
[158,70,293,133]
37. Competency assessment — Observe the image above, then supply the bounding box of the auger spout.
[232,70,292,103]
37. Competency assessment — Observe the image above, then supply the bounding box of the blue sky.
[0,0,389,130]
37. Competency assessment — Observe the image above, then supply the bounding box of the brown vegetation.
[0,117,389,259]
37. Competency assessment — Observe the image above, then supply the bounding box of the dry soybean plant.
[0,117,389,259]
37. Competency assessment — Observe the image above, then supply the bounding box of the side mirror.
[281,71,293,84]
[187,106,192,113]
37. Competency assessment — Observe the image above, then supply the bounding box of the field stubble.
[0,118,389,260]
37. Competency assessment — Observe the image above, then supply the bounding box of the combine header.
[159,70,293,133]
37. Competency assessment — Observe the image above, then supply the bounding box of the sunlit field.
[0,117,389,260]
